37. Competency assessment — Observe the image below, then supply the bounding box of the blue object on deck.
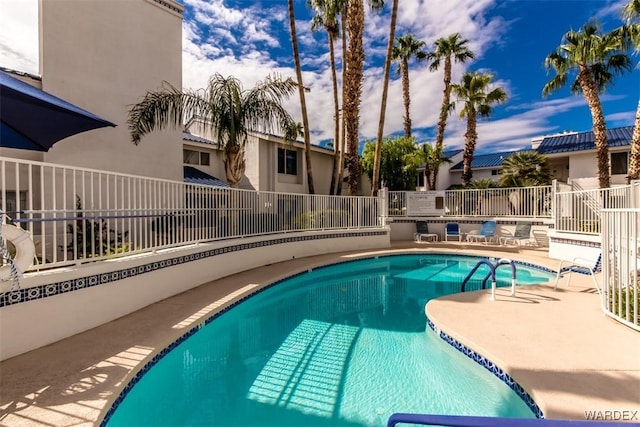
[387,413,639,427]
[445,222,462,242]
[0,71,115,151]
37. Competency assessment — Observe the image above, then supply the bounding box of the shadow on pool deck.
[0,243,638,426]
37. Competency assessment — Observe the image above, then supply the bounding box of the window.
[278,147,298,176]
[491,169,502,176]
[611,152,628,175]
[183,149,210,166]
[200,152,210,166]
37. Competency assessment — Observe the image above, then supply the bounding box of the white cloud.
[0,0,38,74]
[1,0,607,153]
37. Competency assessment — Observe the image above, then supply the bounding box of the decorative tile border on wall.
[0,231,386,308]
[549,237,601,248]
[426,317,544,419]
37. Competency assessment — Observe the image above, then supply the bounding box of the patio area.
[0,242,639,426]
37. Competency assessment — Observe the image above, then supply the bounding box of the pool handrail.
[387,413,639,427]
[461,259,495,293]
[462,258,517,300]
[481,258,517,297]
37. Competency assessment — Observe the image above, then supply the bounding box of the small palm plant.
[128,73,297,187]
[404,143,452,190]
[499,151,553,187]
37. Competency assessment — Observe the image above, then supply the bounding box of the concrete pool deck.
[1,242,639,426]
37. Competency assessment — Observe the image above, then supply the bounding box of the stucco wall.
[569,152,598,180]
[0,229,390,361]
[40,0,183,182]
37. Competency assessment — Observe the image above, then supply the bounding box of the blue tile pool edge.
[99,252,552,425]
[426,318,545,419]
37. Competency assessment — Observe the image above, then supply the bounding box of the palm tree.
[371,0,398,197]
[128,74,296,187]
[391,34,427,138]
[343,0,366,195]
[336,3,348,196]
[499,151,553,187]
[284,121,305,141]
[620,1,640,181]
[451,72,507,187]
[404,143,452,190]
[343,0,384,195]
[543,23,632,188]
[309,0,343,194]
[288,0,315,194]
[427,33,475,189]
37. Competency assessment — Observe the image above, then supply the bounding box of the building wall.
[242,134,262,190]
[449,169,500,186]
[183,142,225,181]
[569,152,598,180]
[40,0,183,181]
[436,152,464,190]
[547,158,569,182]
[0,230,390,361]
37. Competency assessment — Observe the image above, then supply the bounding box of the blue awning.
[1,71,115,151]
[183,166,229,187]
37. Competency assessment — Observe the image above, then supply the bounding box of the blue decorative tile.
[0,231,387,308]
[435,329,544,419]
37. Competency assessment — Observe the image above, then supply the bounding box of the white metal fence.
[601,208,640,330]
[554,184,636,234]
[1,158,383,271]
[388,186,553,218]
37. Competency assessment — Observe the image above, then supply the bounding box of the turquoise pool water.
[106,254,554,426]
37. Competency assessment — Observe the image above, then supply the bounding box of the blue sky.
[1,0,638,154]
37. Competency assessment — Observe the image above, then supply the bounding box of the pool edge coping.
[99,250,554,425]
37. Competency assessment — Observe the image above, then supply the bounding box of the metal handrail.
[387,413,638,427]
[462,258,517,299]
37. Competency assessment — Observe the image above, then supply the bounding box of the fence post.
[551,179,557,227]
[379,187,388,226]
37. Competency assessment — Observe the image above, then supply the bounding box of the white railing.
[388,186,553,218]
[601,208,640,331]
[554,184,636,234]
[1,157,383,271]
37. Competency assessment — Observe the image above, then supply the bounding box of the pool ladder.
[461,258,517,300]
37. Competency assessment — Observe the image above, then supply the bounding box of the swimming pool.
[104,254,555,426]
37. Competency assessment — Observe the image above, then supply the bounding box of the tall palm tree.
[128,74,296,187]
[543,23,632,188]
[451,71,507,187]
[336,3,348,196]
[343,0,384,195]
[620,1,640,181]
[343,0,366,195]
[309,0,343,194]
[288,0,315,194]
[427,33,475,189]
[391,34,427,138]
[371,0,398,197]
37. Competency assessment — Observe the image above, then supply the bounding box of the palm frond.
[542,73,567,97]
[127,82,210,145]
